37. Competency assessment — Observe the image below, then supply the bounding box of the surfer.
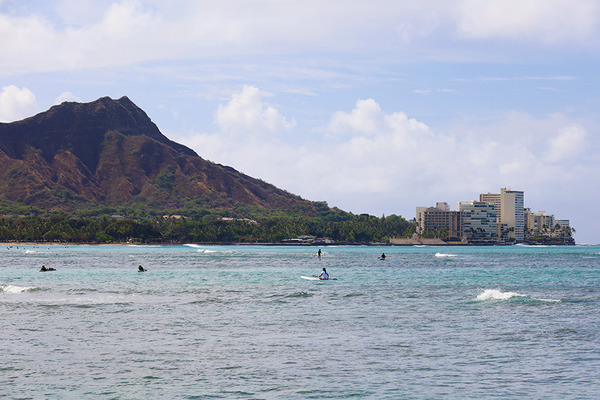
[40,265,55,271]
[138,265,147,272]
[380,253,386,260]
[319,267,329,280]
[318,249,322,259]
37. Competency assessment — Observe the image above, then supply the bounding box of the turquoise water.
[1,244,599,399]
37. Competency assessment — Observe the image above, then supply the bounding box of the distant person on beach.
[138,265,147,272]
[318,249,322,259]
[319,267,329,280]
[380,253,386,260]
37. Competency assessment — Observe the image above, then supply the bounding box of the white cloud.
[215,85,296,137]
[455,0,600,45]
[327,99,389,136]
[55,92,82,104]
[0,85,38,122]
[0,0,598,74]
[175,87,598,226]
[545,125,587,162]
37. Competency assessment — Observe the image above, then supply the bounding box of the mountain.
[0,96,322,215]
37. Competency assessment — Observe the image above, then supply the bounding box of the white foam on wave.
[435,253,457,258]
[23,249,37,254]
[184,244,203,248]
[477,289,525,301]
[196,249,238,254]
[476,289,561,302]
[1,285,37,294]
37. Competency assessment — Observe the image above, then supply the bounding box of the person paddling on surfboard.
[319,267,329,280]
[138,265,147,272]
[380,253,386,260]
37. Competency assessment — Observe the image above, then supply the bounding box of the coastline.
[0,241,588,247]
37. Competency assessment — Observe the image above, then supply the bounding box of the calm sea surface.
[1,244,599,399]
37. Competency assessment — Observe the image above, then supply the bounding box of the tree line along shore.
[0,213,416,245]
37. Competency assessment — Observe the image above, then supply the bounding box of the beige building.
[416,205,462,240]
[480,188,524,242]
[524,210,554,234]
[533,211,554,230]
[524,208,534,231]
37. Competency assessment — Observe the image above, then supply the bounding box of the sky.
[0,0,599,243]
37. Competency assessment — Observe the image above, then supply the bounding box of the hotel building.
[414,188,574,245]
[457,201,498,243]
[480,188,524,242]
[416,204,462,240]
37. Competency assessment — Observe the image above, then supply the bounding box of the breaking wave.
[476,289,560,302]
[435,253,458,258]
[477,289,526,301]
[1,285,38,294]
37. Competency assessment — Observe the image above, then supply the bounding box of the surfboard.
[301,276,320,280]
[301,276,337,281]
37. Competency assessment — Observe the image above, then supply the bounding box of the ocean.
[1,244,599,399]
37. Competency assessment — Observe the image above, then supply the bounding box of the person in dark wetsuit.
[380,253,386,260]
[138,265,147,272]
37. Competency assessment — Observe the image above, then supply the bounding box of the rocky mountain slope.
[0,96,319,214]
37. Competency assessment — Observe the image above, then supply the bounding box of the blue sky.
[1,0,599,243]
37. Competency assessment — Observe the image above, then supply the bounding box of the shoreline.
[0,241,588,247]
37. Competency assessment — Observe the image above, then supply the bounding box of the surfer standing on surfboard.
[319,268,329,280]
[318,249,322,259]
